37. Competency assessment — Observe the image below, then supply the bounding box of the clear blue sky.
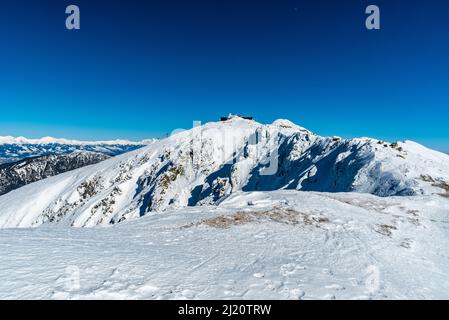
[0,1,448,152]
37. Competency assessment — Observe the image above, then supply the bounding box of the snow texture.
[0,191,448,299]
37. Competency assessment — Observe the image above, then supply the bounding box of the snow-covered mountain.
[0,136,151,164]
[0,117,448,228]
[0,151,110,196]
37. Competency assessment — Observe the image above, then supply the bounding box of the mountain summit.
[0,118,448,228]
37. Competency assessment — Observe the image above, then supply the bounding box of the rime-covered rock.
[0,152,110,196]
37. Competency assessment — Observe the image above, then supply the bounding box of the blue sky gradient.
[0,1,448,152]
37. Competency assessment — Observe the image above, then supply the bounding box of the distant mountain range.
[0,117,448,228]
[0,136,154,164]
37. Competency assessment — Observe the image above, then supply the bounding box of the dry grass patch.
[419,175,449,197]
[400,238,413,249]
[375,224,397,237]
[432,181,449,198]
[202,212,255,229]
[419,175,435,183]
[181,207,329,229]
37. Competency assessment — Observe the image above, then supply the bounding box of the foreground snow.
[1,191,448,300]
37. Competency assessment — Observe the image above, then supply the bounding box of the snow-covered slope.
[0,136,153,164]
[0,118,448,228]
[1,191,448,299]
[0,151,110,196]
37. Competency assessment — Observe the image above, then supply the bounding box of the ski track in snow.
[1,190,448,300]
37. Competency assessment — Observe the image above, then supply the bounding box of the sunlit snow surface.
[1,191,448,300]
[1,119,449,299]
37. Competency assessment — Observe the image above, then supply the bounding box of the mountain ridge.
[0,117,448,228]
[0,136,155,146]
[0,151,111,196]
[0,137,156,165]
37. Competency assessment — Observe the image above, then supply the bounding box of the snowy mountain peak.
[0,118,448,228]
[271,119,314,135]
